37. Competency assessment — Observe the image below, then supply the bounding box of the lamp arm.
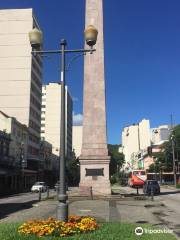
[66,53,86,72]
[31,48,95,55]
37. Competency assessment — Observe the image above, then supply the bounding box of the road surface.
[112,185,180,238]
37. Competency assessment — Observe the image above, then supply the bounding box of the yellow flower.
[18,216,98,237]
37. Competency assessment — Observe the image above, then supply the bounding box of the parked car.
[143,180,160,195]
[31,182,48,193]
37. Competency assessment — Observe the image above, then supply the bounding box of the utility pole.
[170,114,177,187]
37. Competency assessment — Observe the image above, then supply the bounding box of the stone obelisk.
[79,0,111,195]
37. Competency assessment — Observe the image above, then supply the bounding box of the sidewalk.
[160,185,179,190]
[0,186,175,224]
[0,194,179,238]
[0,186,180,238]
[0,197,163,224]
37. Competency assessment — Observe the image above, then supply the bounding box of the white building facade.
[72,125,83,158]
[151,125,170,145]
[121,119,171,171]
[0,111,29,166]
[0,9,42,161]
[121,119,151,171]
[41,83,73,159]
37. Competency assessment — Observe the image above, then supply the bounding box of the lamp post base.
[56,201,68,222]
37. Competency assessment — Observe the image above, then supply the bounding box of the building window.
[31,70,42,89]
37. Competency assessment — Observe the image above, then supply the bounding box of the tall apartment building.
[121,124,139,166]
[121,120,171,171]
[0,9,42,161]
[151,125,170,145]
[41,83,72,159]
[121,119,151,170]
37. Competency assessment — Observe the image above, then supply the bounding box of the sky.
[0,0,180,144]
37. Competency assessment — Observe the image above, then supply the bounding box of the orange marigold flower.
[18,216,98,237]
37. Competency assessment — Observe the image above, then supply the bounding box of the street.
[0,186,179,239]
[0,190,55,221]
[156,188,180,236]
[112,185,180,238]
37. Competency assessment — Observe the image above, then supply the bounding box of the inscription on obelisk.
[79,0,111,195]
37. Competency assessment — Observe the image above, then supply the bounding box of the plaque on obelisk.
[79,0,111,195]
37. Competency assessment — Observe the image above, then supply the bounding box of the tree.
[108,144,125,175]
[165,125,180,170]
[147,125,180,173]
[148,151,166,173]
[66,150,80,186]
[172,124,180,161]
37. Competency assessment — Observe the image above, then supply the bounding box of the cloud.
[73,113,83,126]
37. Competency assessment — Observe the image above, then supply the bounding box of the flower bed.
[18,216,98,237]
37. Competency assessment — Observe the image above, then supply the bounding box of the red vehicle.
[128,170,147,187]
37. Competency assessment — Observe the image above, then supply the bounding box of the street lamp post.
[171,134,177,187]
[59,39,67,221]
[159,164,165,185]
[171,115,177,188]
[29,25,98,222]
[20,142,26,191]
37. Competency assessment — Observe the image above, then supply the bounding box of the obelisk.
[79,0,111,195]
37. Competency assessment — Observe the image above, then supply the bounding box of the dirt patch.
[152,223,166,226]
[144,203,165,208]
[144,204,156,208]
[153,211,168,217]
[134,196,147,200]
[174,224,180,228]
[136,220,149,224]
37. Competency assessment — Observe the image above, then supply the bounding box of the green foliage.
[148,151,169,172]
[173,124,180,152]
[108,144,125,175]
[148,163,159,173]
[110,171,128,185]
[0,223,176,240]
[66,150,80,186]
[162,125,180,171]
[110,174,117,184]
[148,125,180,173]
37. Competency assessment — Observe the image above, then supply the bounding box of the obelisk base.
[79,156,111,195]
